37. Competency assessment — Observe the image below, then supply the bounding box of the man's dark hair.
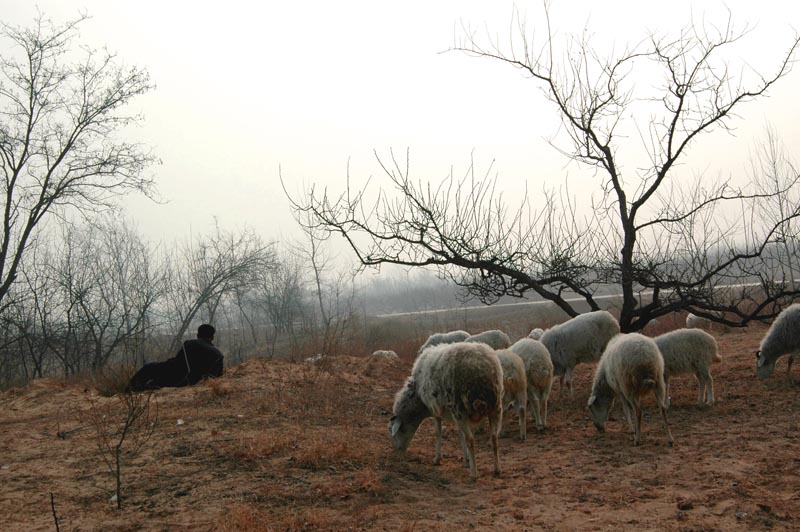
[197,323,215,339]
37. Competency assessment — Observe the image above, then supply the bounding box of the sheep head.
[389,378,428,452]
[755,350,776,380]
[587,393,612,432]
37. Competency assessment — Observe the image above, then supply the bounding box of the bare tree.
[63,219,164,371]
[290,210,361,357]
[749,125,800,292]
[0,13,157,309]
[82,390,158,509]
[293,6,800,331]
[0,242,61,382]
[162,223,274,352]
[258,248,308,335]
[0,219,164,379]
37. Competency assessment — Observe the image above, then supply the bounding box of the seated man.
[127,324,224,391]
[180,323,225,385]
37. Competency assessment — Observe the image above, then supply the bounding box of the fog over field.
[3,0,799,246]
[2,1,800,386]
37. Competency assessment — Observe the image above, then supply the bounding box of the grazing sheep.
[419,330,471,351]
[528,328,544,340]
[643,318,661,334]
[510,338,554,431]
[389,342,503,481]
[371,349,398,359]
[587,333,674,446]
[686,312,713,330]
[654,329,721,407]
[539,311,620,397]
[495,349,528,441]
[465,329,512,350]
[756,303,800,382]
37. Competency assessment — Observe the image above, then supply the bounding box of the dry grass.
[80,363,138,397]
[205,377,233,398]
[3,321,800,531]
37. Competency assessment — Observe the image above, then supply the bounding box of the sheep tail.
[471,399,489,418]
[712,353,722,364]
[641,378,656,390]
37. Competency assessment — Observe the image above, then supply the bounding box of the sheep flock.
[386,306,793,481]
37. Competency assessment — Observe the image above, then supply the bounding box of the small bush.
[91,363,137,397]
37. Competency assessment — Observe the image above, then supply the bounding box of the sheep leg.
[542,383,552,429]
[488,413,501,478]
[664,377,671,409]
[456,427,470,469]
[565,367,574,399]
[620,399,634,434]
[633,402,643,446]
[788,353,796,384]
[498,403,508,436]
[695,372,705,406]
[433,417,443,465]
[541,395,549,430]
[701,369,714,406]
[518,402,527,441]
[655,387,675,447]
[456,423,477,481]
[530,395,542,432]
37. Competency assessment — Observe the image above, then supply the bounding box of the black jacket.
[126,338,224,391]
[178,338,224,385]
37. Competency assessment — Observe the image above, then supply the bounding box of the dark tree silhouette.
[292,6,800,331]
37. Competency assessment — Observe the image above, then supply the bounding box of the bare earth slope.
[1,326,799,531]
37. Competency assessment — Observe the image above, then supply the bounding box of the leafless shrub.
[81,391,158,509]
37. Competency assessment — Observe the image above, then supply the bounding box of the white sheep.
[587,333,674,446]
[465,329,512,350]
[527,327,544,340]
[654,329,721,407]
[510,338,554,432]
[539,310,620,397]
[756,303,800,382]
[495,349,528,441]
[371,349,399,359]
[389,342,503,481]
[686,312,713,330]
[419,330,470,351]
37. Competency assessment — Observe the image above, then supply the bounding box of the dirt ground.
[2,324,799,531]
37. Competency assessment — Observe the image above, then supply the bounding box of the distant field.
[366,295,684,357]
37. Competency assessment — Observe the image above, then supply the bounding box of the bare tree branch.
[0,13,158,307]
[292,4,800,331]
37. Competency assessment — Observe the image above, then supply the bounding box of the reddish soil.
[2,325,799,531]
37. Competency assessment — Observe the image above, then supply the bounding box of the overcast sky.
[4,1,800,250]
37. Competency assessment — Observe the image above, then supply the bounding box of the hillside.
[1,325,799,531]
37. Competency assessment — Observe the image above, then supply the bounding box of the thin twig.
[50,492,60,532]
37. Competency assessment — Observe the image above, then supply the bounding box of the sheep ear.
[757,356,765,368]
[755,350,761,360]
[587,394,596,406]
[389,417,401,436]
